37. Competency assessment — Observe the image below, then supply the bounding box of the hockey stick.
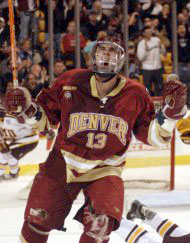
[9,135,47,150]
[9,130,56,151]
[8,0,18,88]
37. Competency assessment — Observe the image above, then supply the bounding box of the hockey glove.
[5,87,39,123]
[176,117,190,144]
[162,79,187,120]
[180,131,190,144]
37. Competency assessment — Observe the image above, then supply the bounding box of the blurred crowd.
[0,0,190,106]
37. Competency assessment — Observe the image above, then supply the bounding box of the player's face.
[95,43,119,73]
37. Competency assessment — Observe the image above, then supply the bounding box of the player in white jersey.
[0,92,40,181]
[0,113,39,181]
[114,200,190,243]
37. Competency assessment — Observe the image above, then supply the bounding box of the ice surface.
[0,166,190,242]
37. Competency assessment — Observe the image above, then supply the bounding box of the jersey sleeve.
[133,90,155,145]
[36,78,63,127]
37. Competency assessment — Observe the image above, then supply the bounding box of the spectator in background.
[106,18,120,36]
[178,13,187,25]
[181,6,190,25]
[101,0,116,16]
[111,3,123,23]
[18,38,33,62]
[142,0,163,17]
[0,56,28,87]
[39,46,49,74]
[128,41,140,79]
[151,16,171,50]
[82,10,103,41]
[83,30,107,68]
[0,58,14,85]
[23,72,41,98]
[61,20,86,69]
[158,2,172,41]
[177,24,190,83]
[16,0,38,46]
[0,17,9,47]
[83,0,94,10]
[39,0,69,58]
[0,17,9,62]
[54,59,66,78]
[30,63,49,85]
[128,2,144,34]
[23,71,48,99]
[60,0,75,32]
[0,57,22,84]
[128,11,143,39]
[137,26,166,96]
[143,16,152,28]
[35,40,51,74]
[92,0,108,27]
[17,38,33,80]
[177,23,190,107]
[30,64,42,79]
[0,0,9,23]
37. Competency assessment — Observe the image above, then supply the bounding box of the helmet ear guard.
[91,36,126,79]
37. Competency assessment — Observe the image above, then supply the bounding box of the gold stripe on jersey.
[66,163,124,183]
[90,75,127,98]
[158,220,174,237]
[0,163,7,169]
[148,120,172,147]
[61,150,103,171]
[127,226,146,243]
[61,149,127,174]
[9,164,18,169]
[19,234,28,243]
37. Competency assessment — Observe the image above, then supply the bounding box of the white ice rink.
[1,165,190,243]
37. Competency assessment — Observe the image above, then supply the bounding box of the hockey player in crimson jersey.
[5,36,187,243]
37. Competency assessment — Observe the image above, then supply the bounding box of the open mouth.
[103,62,109,66]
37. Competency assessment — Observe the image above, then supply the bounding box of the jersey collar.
[90,74,127,98]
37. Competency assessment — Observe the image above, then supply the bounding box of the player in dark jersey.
[5,36,187,243]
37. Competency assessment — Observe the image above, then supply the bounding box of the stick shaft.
[10,135,47,150]
[8,0,18,88]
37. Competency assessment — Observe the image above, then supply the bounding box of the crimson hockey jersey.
[37,69,155,182]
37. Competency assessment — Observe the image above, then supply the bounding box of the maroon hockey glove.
[5,87,38,122]
[162,80,187,120]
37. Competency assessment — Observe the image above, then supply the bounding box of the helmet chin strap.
[94,72,117,83]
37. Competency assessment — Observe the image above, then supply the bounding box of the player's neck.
[95,75,118,99]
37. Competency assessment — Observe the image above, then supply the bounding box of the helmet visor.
[91,41,125,74]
